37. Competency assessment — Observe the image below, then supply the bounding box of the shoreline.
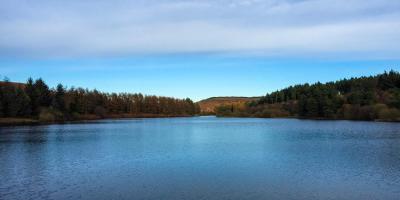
[214,114,400,123]
[1,114,399,127]
[0,114,195,127]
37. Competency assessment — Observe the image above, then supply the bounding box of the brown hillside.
[198,97,260,113]
[0,81,25,89]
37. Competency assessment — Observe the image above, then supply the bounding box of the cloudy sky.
[1,0,400,100]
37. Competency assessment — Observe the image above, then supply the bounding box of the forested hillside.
[0,78,200,123]
[216,70,400,121]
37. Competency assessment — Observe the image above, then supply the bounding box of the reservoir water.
[1,117,400,200]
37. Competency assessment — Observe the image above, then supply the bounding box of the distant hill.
[198,97,260,113]
[0,81,25,89]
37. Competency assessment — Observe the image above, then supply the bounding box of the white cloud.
[0,0,399,58]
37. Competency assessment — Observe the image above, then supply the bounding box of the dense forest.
[0,78,200,123]
[216,70,400,121]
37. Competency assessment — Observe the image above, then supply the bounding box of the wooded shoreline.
[214,115,400,122]
[214,71,400,122]
[1,71,400,126]
[0,114,195,127]
[2,114,399,127]
[0,77,201,126]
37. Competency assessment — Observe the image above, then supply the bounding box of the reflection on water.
[1,117,400,200]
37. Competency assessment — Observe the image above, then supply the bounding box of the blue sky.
[1,0,400,101]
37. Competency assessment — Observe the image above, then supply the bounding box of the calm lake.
[1,117,400,200]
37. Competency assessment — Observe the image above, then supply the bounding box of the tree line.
[216,70,400,121]
[0,78,200,122]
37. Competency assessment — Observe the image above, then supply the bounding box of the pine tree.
[0,88,3,117]
[15,87,31,116]
[25,78,37,114]
[53,84,66,112]
[34,78,52,108]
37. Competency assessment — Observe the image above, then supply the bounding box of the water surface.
[1,117,400,200]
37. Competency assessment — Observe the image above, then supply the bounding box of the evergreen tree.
[25,78,36,114]
[53,84,66,112]
[1,84,18,117]
[34,78,52,108]
[305,97,319,117]
[0,87,4,117]
[0,98,3,117]
[15,87,31,116]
